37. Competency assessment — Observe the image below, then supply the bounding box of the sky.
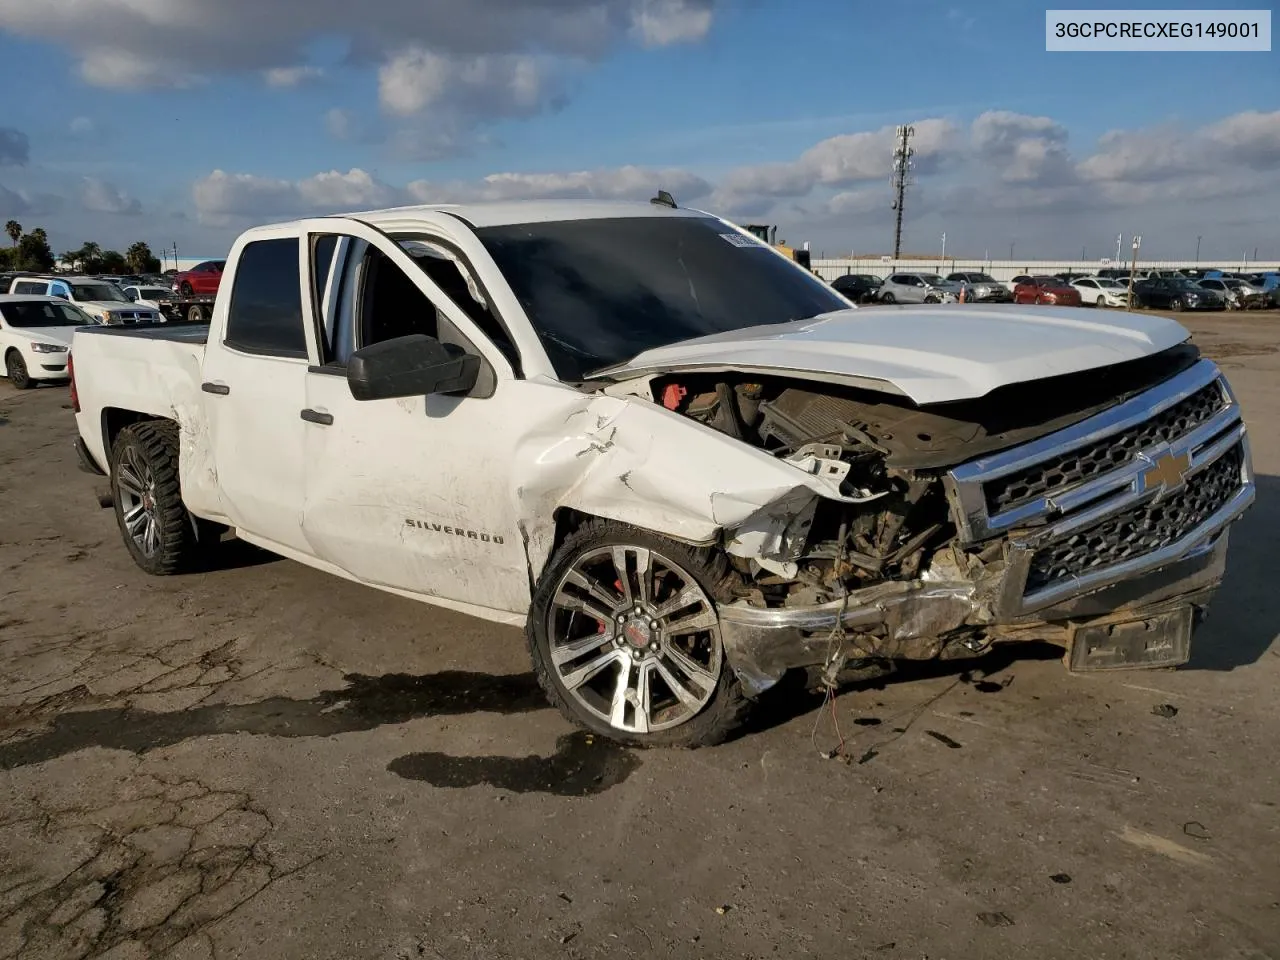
[0,0,1276,262]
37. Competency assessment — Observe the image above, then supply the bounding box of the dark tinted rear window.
[477,216,847,381]
[225,238,306,357]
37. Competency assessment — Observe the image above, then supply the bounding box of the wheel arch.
[101,408,172,465]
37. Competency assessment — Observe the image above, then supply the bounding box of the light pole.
[1126,235,1142,311]
[1115,233,1123,264]
[941,232,946,262]
[1009,241,1015,260]
[1195,235,1202,263]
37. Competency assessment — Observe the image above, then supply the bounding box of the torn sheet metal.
[514,393,891,586]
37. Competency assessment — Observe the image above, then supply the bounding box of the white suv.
[0,295,92,388]
[7,276,162,326]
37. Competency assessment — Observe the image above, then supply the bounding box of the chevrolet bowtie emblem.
[1141,451,1191,492]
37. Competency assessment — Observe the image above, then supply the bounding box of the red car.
[1013,275,1082,307]
[172,259,226,297]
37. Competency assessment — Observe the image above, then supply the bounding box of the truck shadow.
[1186,473,1279,671]
[0,670,547,772]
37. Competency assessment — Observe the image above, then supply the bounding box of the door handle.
[300,408,334,426]
[201,381,230,396]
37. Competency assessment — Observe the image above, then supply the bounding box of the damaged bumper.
[720,528,1236,696]
[720,359,1255,696]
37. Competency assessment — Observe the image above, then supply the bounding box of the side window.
[309,234,438,366]
[51,282,70,299]
[224,238,307,357]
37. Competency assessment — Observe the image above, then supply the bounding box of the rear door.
[199,231,315,555]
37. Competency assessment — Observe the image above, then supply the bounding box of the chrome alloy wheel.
[547,545,722,734]
[115,445,161,557]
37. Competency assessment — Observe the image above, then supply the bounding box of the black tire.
[1096,295,1106,308]
[1170,297,1184,312]
[110,421,212,575]
[186,304,207,323]
[1034,294,1043,305]
[179,281,194,297]
[923,294,940,304]
[526,518,749,748]
[880,292,896,304]
[5,350,33,389]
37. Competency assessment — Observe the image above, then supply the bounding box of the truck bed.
[76,322,210,343]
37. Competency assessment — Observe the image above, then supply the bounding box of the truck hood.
[592,305,1190,404]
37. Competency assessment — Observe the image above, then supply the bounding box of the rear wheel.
[186,303,207,323]
[880,292,896,304]
[527,519,747,747]
[111,421,214,575]
[5,350,32,389]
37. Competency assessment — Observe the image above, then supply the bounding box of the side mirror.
[347,334,480,401]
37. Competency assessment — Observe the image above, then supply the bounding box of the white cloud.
[630,0,714,46]
[169,106,1280,259]
[1202,109,1280,168]
[69,116,96,136]
[81,177,142,215]
[378,48,548,117]
[264,65,324,88]
[971,110,1071,184]
[192,168,405,223]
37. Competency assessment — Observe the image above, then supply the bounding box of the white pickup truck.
[70,199,1255,746]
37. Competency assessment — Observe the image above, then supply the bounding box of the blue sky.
[0,0,1276,261]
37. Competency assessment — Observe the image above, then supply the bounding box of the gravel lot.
[2,312,1278,960]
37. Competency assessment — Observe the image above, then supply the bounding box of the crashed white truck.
[70,199,1255,746]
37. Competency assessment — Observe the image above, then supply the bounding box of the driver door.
[295,219,580,616]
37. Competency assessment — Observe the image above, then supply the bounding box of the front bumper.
[721,524,1238,696]
[719,359,1255,695]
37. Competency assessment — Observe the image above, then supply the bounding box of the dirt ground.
[2,312,1278,960]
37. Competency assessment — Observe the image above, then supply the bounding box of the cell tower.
[890,125,915,259]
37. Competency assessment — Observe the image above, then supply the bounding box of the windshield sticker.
[719,232,759,248]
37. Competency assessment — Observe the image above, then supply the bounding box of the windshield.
[917,274,948,285]
[1222,279,1243,289]
[1171,279,1202,290]
[1096,278,1122,288]
[0,301,91,328]
[72,283,129,302]
[966,274,996,283]
[136,288,169,299]
[477,216,849,381]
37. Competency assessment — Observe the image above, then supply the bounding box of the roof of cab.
[250,199,714,235]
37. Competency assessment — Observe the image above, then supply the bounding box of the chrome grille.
[985,381,1225,514]
[1025,443,1243,593]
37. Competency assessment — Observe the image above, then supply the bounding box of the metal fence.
[811,258,1277,284]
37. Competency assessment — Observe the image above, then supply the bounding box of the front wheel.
[111,421,214,575]
[526,519,747,747]
[179,281,194,297]
[880,292,896,304]
[1170,297,1184,311]
[923,293,940,304]
[1096,295,1106,308]
[5,350,33,389]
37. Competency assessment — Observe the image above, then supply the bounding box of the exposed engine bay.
[652,344,1202,615]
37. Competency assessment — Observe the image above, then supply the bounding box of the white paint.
[0,295,77,384]
[594,305,1190,404]
[68,199,1198,628]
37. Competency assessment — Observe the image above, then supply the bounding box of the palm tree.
[79,241,102,262]
[4,220,20,247]
[60,250,81,271]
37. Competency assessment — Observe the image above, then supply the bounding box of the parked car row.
[829,265,1278,311]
